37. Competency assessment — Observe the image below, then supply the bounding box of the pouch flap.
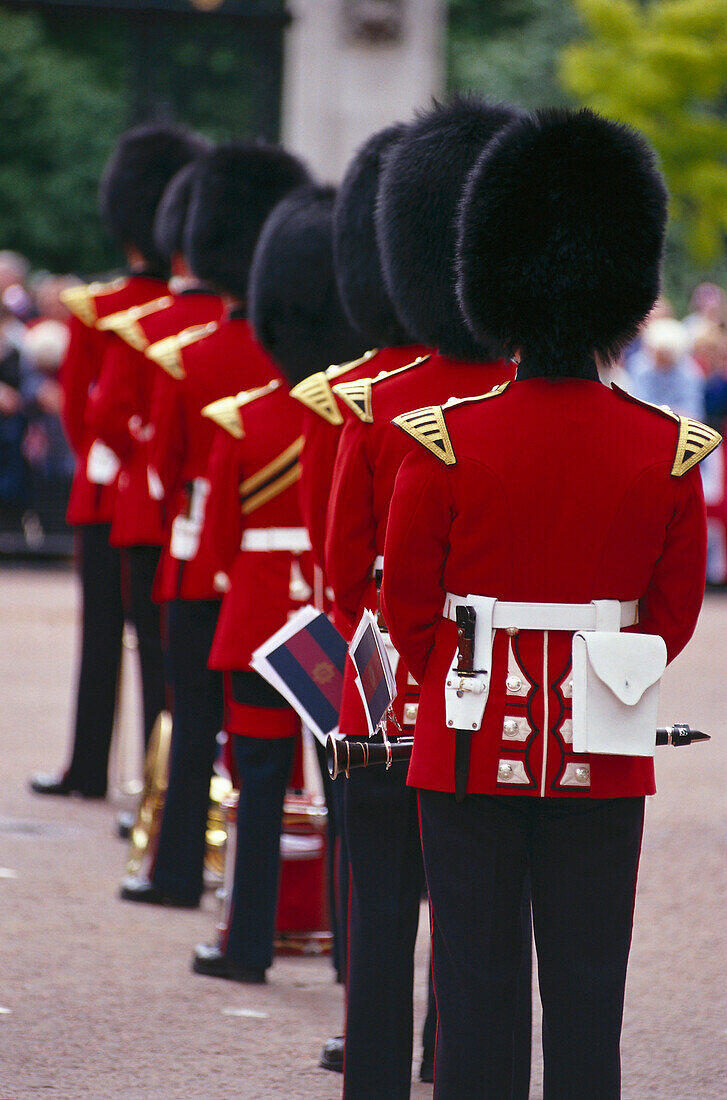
[574,631,666,706]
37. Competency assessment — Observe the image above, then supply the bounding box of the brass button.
[505,626,519,637]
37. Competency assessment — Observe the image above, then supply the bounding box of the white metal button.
[503,719,519,738]
[506,675,523,693]
[575,765,590,784]
[497,763,513,781]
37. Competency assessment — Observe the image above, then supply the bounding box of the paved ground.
[1,563,726,1099]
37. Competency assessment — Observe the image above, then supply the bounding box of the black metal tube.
[328,726,708,778]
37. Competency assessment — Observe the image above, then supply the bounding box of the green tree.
[560,0,727,274]
[0,9,125,274]
[448,0,581,108]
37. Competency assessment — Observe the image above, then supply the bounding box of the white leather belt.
[241,527,311,552]
[442,593,639,742]
[443,593,638,632]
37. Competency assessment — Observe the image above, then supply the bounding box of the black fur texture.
[457,107,668,377]
[153,159,208,261]
[184,142,310,302]
[333,124,413,347]
[99,125,207,271]
[249,184,367,387]
[376,96,520,361]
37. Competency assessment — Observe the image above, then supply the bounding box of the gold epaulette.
[392,405,456,465]
[202,379,281,439]
[145,321,218,379]
[391,382,509,465]
[672,417,722,476]
[290,371,344,425]
[60,278,127,327]
[240,435,304,514]
[289,350,379,424]
[96,295,173,351]
[332,377,375,422]
[611,385,722,476]
[333,355,431,423]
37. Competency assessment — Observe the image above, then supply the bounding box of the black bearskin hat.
[333,124,413,348]
[457,107,668,375]
[249,184,366,388]
[153,158,209,261]
[377,96,520,361]
[184,142,310,301]
[99,124,207,271]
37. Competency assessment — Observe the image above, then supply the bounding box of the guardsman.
[120,142,308,909]
[324,98,527,1100]
[84,144,214,758]
[190,182,362,982]
[381,108,718,1099]
[29,124,200,799]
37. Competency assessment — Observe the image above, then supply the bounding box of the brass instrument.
[125,710,233,885]
[125,710,172,876]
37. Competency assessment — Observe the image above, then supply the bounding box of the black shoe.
[192,943,266,983]
[116,811,135,839]
[420,1050,435,1083]
[319,1035,344,1073]
[119,874,199,909]
[29,771,105,799]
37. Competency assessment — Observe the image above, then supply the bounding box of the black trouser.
[152,598,223,904]
[225,734,296,969]
[65,523,124,797]
[419,791,645,1100]
[122,544,167,749]
[343,762,429,1100]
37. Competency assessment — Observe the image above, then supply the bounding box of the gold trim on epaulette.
[325,348,379,383]
[332,378,374,422]
[290,372,342,425]
[441,381,511,411]
[201,396,245,439]
[240,436,304,514]
[672,417,722,477]
[60,278,128,327]
[202,380,281,439]
[145,321,218,379]
[610,383,679,423]
[96,295,173,350]
[369,355,431,388]
[392,405,456,465]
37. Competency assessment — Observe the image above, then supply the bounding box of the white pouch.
[571,631,667,757]
[170,515,202,561]
[86,439,120,485]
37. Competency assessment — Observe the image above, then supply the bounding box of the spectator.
[20,319,74,535]
[628,317,705,419]
[0,304,27,521]
[683,281,727,340]
[623,294,673,370]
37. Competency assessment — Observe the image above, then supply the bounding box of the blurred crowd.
[2,244,727,554]
[0,250,80,540]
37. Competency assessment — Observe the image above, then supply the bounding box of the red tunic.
[148,316,280,602]
[60,275,169,526]
[85,290,224,547]
[290,347,427,577]
[382,379,715,798]
[326,354,516,736]
[202,381,311,738]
